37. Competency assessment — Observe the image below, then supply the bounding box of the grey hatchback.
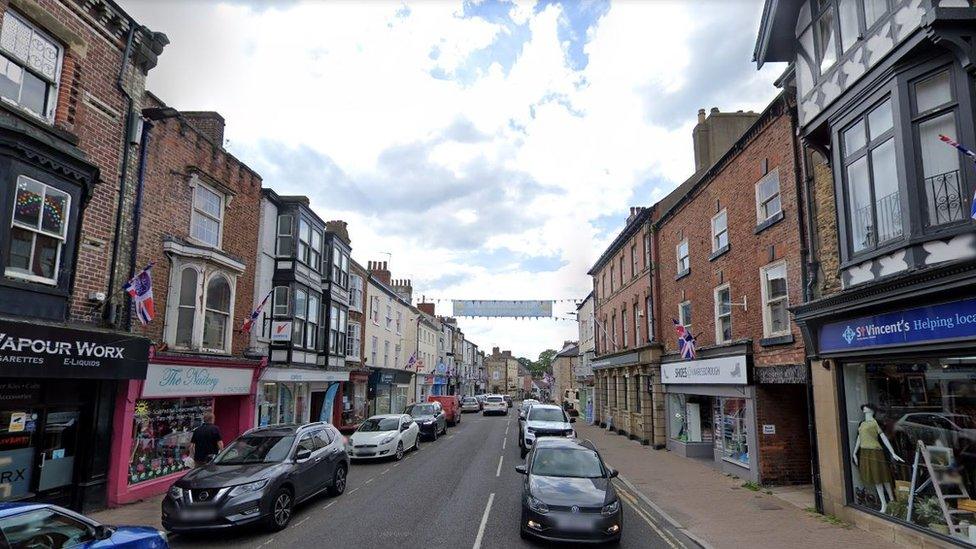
[162,422,349,534]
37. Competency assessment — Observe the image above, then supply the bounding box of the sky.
[122,0,784,359]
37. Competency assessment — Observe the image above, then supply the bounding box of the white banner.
[261,367,350,383]
[452,300,552,318]
[142,364,253,398]
[661,355,748,385]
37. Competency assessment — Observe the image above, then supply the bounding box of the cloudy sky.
[122,0,784,359]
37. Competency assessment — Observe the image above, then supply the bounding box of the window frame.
[678,300,692,332]
[676,239,690,275]
[202,273,232,352]
[6,174,70,285]
[633,302,640,347]
[754,168,782,224]
[621,307,628,348]
[275,214,293,257]
[711,209,728,253]
[714,283,732,344]
[167,263,236,353]
[189,180,225,249]
[0,10,63,122]
[760,261,791,338]
[631,244,638,279]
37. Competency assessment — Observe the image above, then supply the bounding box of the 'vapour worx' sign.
[0,319,150,380]
[819,297,976,353]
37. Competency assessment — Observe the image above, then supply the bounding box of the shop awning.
[261,367,350,383]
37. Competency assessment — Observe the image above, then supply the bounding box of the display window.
[129,398,212,486]
[258,383,279,427]
[669,394,714,443]
[720,398,749,466]
[342,382,367,426]
[843,359,976,543]
[375,386,391,415]
[392,386,408,415]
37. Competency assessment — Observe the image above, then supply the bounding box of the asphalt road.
[170,411,695,549]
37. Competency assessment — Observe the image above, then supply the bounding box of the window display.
[129,398,212,485]
[720,398,749,465]
[843,359,976,544]
[669,394,714,443]
[342,382,367,426]
[258,383,279,427]
[392,386,408,415]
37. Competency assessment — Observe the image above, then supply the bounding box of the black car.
[504,395,513,408]
[162,422,349,534]
[404,402,447,440]
[515,438,622,544]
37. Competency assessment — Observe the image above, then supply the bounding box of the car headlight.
[381,434,397,445]
[167,485,183,500]
[527,495,549,514]
[228,479,269,498]
[526,427,536,434]
[602,500,620,516]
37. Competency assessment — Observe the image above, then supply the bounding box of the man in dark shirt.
[190,412,223,466]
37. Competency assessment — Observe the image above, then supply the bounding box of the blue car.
[0,503,168,548]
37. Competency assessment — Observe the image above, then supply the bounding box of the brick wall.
[809,150,842,298]
[757,384,812,484]
[592,218,653,356]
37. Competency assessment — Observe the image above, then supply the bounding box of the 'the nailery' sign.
[0,319,149,380]
[142,364,253,398]
[820,297,976,353]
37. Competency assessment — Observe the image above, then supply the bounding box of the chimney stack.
[369,260,391,286]
[325,220,350,245]
[392,278,413,304]
[418,302,435,316]
[181,111,225,146]
[692,107,760,172]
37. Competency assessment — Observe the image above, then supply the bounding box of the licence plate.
[180,509,217,521]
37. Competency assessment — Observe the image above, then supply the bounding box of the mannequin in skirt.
[852,404,905,512]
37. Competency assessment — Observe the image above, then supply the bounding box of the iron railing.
[925,169,964,226]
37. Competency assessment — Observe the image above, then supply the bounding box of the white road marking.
[256,538,275,549]
[381,468,390,475]
[349,487,359,494]
[618,489,681,549]
[471,493,495,549]
[321,500,336,511]
[502,438,506,450]
[294,516,310,527]
[496,455,504,477]
[364,478,374,485]
[505,425,509,435]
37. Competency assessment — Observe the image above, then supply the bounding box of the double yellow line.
[615,482,686,549]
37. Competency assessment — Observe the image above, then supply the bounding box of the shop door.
[36,409,80,503]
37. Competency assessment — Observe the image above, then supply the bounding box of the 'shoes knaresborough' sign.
[0,319,150,380]
[661,355,748,385]
[142,364,253,398]
[819,297,976,353]
[452,300,553,318]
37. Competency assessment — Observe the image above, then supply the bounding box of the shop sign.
[763,424,776,435]
[142,364,253,398]
[0,319,149,380]
[435,362,448,374]
[380,373,395,384]
[661,355,748,385]
[0,382,40,406]
[270,321,293,342]
[261,368,349,383]
[820,297,976,353]
[0,448,33,498]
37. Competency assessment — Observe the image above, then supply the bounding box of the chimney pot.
[697,108,706,123]
[710,107,719,114]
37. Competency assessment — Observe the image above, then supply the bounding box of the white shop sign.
[270,321,293,342]
[661,355,747,385]
[142,364,253,398]
[261,368,350,383]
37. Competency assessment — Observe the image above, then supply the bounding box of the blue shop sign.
[819,297,976,353]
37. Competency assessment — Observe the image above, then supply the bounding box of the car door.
[317,427,345,479]
[292,432,321,501]
[400,416,417,448]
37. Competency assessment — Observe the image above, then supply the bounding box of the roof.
[555,343,580,358]
[587,207,653,275]
[575,291,594,311]
[753,0,803,68]
[533,437,589,450]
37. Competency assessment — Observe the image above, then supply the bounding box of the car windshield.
[463,398,476,404]
[213,435,295,464]
[405,404,436,416]
[359,418,401,432]
[528,408,566,422]
[531,448,604,478]
[487,397,503,403]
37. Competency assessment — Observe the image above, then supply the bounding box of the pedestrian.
[189,412,223,467]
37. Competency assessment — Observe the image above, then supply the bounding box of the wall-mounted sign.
[261,368,349,383]
[142,364,253,398]
[270,321,293,342]
[0,319,149,380]
[762,424,776,435]
[661,355,748,385]
[820,297,976,353]
[452,300,553,318]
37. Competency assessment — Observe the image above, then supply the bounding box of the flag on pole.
[406,352,418,372]
[672,318,697,360]
[939,134,976,220]
[123,263,156,325]
[242,289,273,335]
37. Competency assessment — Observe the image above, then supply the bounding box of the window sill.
[675,269,690,281]
[760,334,794,347]
[754,211,784,235]
[709,245,730,262]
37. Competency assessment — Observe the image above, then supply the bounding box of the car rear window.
[487,396,503,402]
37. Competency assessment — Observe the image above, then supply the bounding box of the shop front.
[0,318,150,512]
[337,371,369,433]
[369,368,413,415]
[258,367,349,427]
[107,355,261,506]
[662,354,758,482]
[799,290,976,546]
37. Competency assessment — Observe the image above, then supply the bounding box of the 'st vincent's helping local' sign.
[141,364,253,398]
[819,297,976,353]
[661,355,748,385]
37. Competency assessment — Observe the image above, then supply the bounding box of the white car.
[483,395,508,416]
[348,414,419,461]
[520,404,575,458]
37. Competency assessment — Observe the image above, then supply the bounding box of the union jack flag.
[123,263,155,325]
[406,352,418,371]
[672,318,697,360]
[939,134,976,220]
[242,289,273,335]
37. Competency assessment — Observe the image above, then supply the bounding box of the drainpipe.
[104,22,142,327]
[123,118,153,331]
[789,94,825,514]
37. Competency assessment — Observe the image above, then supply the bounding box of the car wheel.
[520,528,529,540]
[414,435,421,451]
[431,428,438,441]
[328,465,347,496]
[267,488,293,531]
[442,423,448,435]
[395,441,404,461]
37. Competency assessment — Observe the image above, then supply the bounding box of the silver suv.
[519,404,575,458]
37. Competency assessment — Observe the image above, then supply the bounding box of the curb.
[615,472,715,549]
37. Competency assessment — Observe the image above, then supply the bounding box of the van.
[427,395,462,426]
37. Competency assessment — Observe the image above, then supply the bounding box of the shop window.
[6,176,69,285]
[913,69,967,228]
[202,276,231,351]
[676,240,689,276]
[258,383,279,427]
[711,210,728,252]
[720,398,749,465]
[129,397,212,485]
[755,168,782,224]
[842,359,976,541]
[190,181,223,248]
[0,11,61,121]
[275,214,293,256]
[669,394,714,444]
[760,262,790,337]
[633,375,641,413]
[715,284,733,344]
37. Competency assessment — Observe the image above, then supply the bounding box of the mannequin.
[852,404,905,512]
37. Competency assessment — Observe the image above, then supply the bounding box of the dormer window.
[190,181,224,248]
[0,11,61,121]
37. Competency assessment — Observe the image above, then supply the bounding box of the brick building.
[107,95,264,506]
[654,94,811,485]
[0,0,164,511]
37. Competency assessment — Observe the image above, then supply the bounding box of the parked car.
[892,412,976,459]
[520,404,575,458]
[349,414,420,460]
[519,399,540,420]
[428,395,462,426]
[475,394,487,410]
[503,395,513,408]
[0,503,169,548]
[562,389,581,417]
[162,422,349,534]
[405,402,447,440]
[483,395,508,416]
[515,438,621,544]
[460,396,481,413]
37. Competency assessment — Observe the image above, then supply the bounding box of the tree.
[534,349,558,374]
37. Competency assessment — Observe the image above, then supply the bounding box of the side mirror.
[608,468,619,478]
[94,525,112,541]
[515,464,527,475]
[401,424,410,432]
[295,448,313,462]
[570,417,577,423]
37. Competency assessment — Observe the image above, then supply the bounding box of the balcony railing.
[925,169,965,226]
[853,191,903,249]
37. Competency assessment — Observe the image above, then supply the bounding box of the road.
[170,411,695,548]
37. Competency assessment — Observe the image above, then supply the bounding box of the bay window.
[913,69,965,227]
[298,220,321,269]
[175,269,197,347]
[305,293,319,350]
[292,288,307,347]
[275,215,293,256]
[272,286,289,316]
[816,2,837,73]
[7,176,69,285]
[331,246,349,288]
[169,265,236,352]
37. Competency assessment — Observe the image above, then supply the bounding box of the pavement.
[573,421,896,549]
[93,410,688,548]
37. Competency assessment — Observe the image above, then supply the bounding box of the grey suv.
[162,422,349,534]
